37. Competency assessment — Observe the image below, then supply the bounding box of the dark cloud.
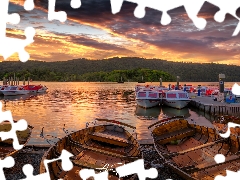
[68,35,134,53]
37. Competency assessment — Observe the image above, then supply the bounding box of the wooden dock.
[189,96,240,116]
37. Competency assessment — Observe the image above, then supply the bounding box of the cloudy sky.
[5,0,240,65]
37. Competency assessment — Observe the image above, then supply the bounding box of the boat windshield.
[178,93,188,98]
[8,86,17,90]
[138,92,146,97]
[167,93,177,98]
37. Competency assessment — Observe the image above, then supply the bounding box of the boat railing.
[40,127,61,146]
[93,118,136,129]
[85,118,137,138]
[148,116,185,129]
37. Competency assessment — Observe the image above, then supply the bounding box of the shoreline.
[4,145,184,180]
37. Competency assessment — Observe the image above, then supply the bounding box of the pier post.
[198,85,201,96]
[176,76,180,90]
[219,74,225,93]
[160,78,162,86]
[23,77,25,85]
[10,77,13,86]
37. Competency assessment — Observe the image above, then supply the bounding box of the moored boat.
[1,86,29,96]
[149,117,240,180]
[162,90,190,109]
[37,85,48,93]
[136,89,161,108]
[0,85,8,95]
[24,84,48,93]
[40,119,142,180]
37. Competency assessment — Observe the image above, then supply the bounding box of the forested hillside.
[0,57,239,82]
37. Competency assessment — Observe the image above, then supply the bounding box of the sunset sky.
[5,0,240,65]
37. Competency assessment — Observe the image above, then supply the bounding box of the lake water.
[0,81,238,145]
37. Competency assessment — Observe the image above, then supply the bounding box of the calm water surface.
[0,82,238,145]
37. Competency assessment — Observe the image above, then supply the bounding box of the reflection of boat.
[135,106,161,117]
[161,106,190,118]
[3,94,33,101]
[137,76,145,83]
[162,90,190,109]
[0,120,33,159]
[40,119,142,180]
[117,76,124,83]
[149,118,240,180]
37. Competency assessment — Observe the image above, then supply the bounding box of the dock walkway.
[189,96,240,116]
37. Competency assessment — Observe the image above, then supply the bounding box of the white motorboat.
[136,88,161,108]
[1,86,29,96]
[0,85,8,95]
[162,90,190,109]
[37,85,48,93]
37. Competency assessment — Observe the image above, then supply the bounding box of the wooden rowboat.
[149,117,240,180]
[0,120,33,159]
[40,119,142,180]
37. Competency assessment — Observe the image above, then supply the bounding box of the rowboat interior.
[0,121,33,158]
[149,118,240,180]
[40,119,142,180]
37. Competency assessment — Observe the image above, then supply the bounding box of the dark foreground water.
[0,81,237,145]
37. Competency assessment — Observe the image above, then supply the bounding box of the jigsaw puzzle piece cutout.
[218,122,240,138]
[79,169,109,180]
[0,27,35,62]
[21,149,74,180]
[0,156,15,180]
[0,0,20,38]
[21,164,50,180]
[48,0,67,22]
[0,102,29,150]
[182,0,206,29]
[110,0,206,28]
[232,83,240,95]
[116,159,158,180]
[206,0,240,36]
[215,170,240,180]
[0,0,35,62]
[71,0,81,9]
[207,0,240,22]
[24,0,35,11]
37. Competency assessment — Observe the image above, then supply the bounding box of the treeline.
[0,57,240,81]
[1,69,175,82]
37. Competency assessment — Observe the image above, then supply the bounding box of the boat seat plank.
[164,138,226,157]
[89,132,130,147]
[89,141,126,155]
[186,154,240,172]
[157,128,195,144]
[68,136,138,160]
[91,131,128,143]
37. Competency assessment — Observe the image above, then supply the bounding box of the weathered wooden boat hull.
[40,121,142,180]
[150,118,240,180]
[0,122,33,159]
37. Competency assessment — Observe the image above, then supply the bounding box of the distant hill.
[0,57,239,82]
